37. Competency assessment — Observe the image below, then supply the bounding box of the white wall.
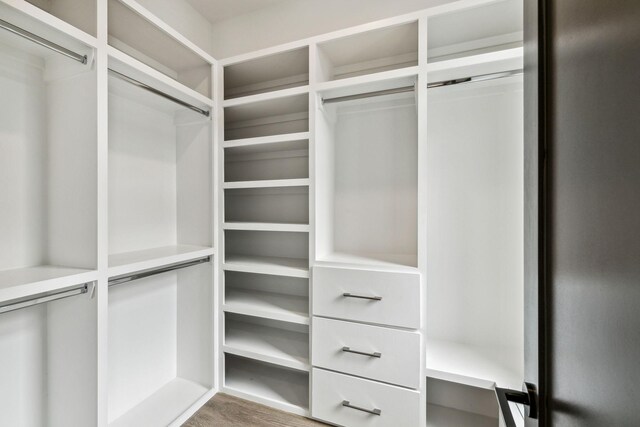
[210,0,457,59]
[134,0,216,56]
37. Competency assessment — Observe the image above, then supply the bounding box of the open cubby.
[225,313,309,370]
[225,138,309,182]
[108,0,212,97]
[427,0,523,62]
[225,187,309,225]
[316,21,418,82]
[108,71,212,268]
[224,47,309,99]
[224,271,308,324]
[0,23,97,289]
[426,76,524,389]
[224,94,309,141]
[225,230,308,268]
[0,283,97,426]
[225,354,309,413]
[108,261,212,426]
[24,0,97,36]
[316,91,418,268]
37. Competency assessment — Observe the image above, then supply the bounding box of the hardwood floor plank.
[184,393,327,427]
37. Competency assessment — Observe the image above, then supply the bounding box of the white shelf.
[224,178,310,190]
[427,339,522,390]
[0,266,97,304]
[427,47,523,84]
[108,245,214,278]
[427,404,497,427]
[0,0,98,48]
[315,252,418,273]
[224,222,309,233]
[224,288,308,325]
[225,320,309,371]
[109,378,209,427]
[108,46,213,112]
[223,132,310,149]
[316,66,418,101]
[222,86,309,108]
[224,254,309,278]
[225,355,309,417]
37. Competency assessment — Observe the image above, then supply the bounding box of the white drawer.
[312,317,421,388]
[312,266,421,329]
[312,368,421,427]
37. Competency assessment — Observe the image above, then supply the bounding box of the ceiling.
[185,0,288,24]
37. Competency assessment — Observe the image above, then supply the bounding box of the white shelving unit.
[1,0,525,425]
[0,0,217,425]
[219,45,312,413]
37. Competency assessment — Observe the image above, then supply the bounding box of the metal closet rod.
[427,69,523,89]
[321,69,524,104]
[322,85,415,105]
[0,18,87,64]
[0,283,91,315]
[109,68,211,117]
[108,256,211,287]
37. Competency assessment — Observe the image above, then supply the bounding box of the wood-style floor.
[184,393,328,427]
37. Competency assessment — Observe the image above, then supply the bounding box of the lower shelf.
[0,265,96,303]
[427,404,498,427]
[109,378,209,427]
[225,317,309,371]
[224,354,309,416]
[224,287,309,324]
[427,338,523,389]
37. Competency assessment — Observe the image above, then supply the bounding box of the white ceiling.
[185,0,288,24]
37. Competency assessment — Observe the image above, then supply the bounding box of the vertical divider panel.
[306,43,316,414]
[214,61,226,394]
[96,0,110,424]
[417,12,429,427]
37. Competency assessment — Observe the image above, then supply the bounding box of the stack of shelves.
[220,46,311,415]
[105,1,216,426]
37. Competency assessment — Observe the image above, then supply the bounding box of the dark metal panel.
[546,1,640,425]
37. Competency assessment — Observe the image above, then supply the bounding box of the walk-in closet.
[0,0,527,426]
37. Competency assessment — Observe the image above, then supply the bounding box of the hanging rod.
[109,68,210,117]
[321,85,415,105]
[427,69,523,89]
[0,282,92,315]
[108,256,211,287]
[0,18,87,64]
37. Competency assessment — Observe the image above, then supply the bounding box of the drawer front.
[312,266,421,329]
[312,368,420,427]
[312,317,420,388]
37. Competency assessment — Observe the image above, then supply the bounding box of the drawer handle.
[342,400,382,416]
[342,346,382,358]
[342,292,382,301]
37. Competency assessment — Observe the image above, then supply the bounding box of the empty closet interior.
[0,0,527,425]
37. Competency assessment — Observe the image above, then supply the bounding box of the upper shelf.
[108,46,213,118]
[427,47,523,84]
[108,0,214,98]
[316,20,418,83]
[224,46,309,100]
[20,0,97,38]
[0,1,96,66]
[427,0,523,63]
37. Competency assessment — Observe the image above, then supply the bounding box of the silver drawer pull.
[342,346,382,358]
[342,292,382,301]
[342,400,382,416]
